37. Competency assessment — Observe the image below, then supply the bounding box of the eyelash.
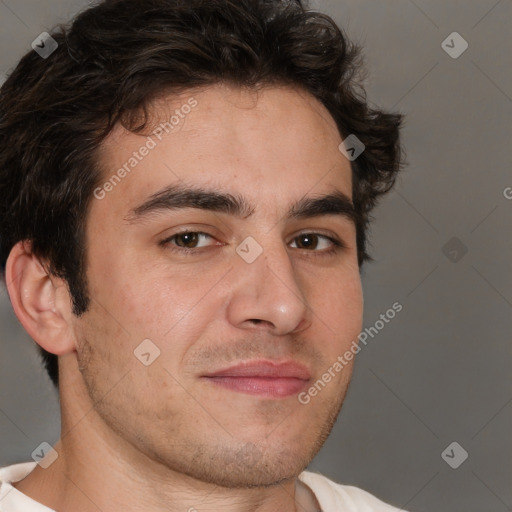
[159,231,345,257]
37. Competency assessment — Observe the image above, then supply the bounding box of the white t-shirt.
[0,461,408,511]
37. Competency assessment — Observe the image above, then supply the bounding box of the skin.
[6,83,363,512]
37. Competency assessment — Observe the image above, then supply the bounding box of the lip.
[201,360,311,398]
[202,360,311,379]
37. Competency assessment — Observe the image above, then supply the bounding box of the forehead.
[95,84,352,219]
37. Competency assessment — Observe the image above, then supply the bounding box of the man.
[0,0,406,510]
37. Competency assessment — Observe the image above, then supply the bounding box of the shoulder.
[298,470,409,512]
[0,462,57,512]
[0,462,38,485]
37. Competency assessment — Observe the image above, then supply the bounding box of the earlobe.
[5,240,76,356]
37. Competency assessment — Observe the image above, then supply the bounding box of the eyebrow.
[124,183,358,226]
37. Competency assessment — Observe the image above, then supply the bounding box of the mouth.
[201,360,311,398]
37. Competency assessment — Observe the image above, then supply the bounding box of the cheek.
[310,270,363,349]
[109,264,224,354]
[339,275,363,325]
[314,269,362,319]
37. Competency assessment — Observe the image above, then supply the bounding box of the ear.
[5,240,76,356]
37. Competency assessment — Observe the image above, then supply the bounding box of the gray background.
[1,1,511,511]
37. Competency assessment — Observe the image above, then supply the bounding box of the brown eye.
[161,231,216,251]
[174,232,201,248]
[291,233,341,252]
[294,233,319,250]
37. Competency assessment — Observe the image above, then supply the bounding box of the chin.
[158,440,315,489]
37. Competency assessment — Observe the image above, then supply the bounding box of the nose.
[225,237,311,336]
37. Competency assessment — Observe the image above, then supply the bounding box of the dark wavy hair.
[0,0,404,389]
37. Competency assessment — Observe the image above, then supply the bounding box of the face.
[71,84,363,488]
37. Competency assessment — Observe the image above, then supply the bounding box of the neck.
[13,414,321,512]
[12,357,323,512]
[13,440,320,511]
